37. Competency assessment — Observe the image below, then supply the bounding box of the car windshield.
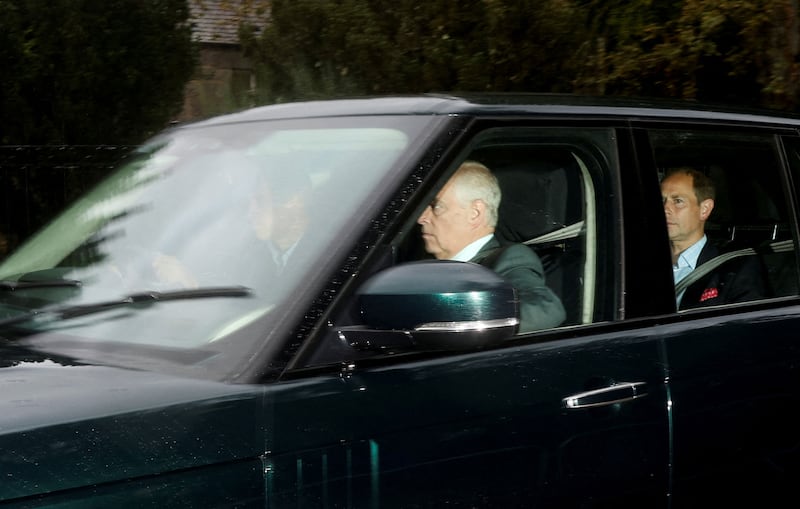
[0,115,437,380]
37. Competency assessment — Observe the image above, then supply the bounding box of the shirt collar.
[451,234,494,262]
[676,234,707,272]
[673,235,707,307]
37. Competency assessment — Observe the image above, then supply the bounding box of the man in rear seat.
[661,167,767,309]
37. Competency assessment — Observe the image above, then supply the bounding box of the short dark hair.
[664,167,715,203]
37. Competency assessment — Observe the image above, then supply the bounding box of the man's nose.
[418,207,431,224]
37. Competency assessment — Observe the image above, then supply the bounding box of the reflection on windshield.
[0,118,427,379]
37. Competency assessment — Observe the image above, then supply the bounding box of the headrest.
[475,147,581,244]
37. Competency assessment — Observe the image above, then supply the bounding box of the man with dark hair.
[661,167,767,309]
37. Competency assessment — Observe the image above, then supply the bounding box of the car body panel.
[662,305,800,506]
[0,348,266,505]
[194,94,800,128]
[266,324,670,508]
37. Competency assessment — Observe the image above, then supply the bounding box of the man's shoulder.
[696,241,720,265]
[697,241,762,274]
[682,240,768,309]
[478,241,542,269]
[497,242,538,259]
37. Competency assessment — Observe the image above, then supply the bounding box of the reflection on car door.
[263,328,669,508]
[661,311,800,506]
[257,123,670,508]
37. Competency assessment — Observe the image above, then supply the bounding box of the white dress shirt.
[673,234,707,307]
[451,234,494,262]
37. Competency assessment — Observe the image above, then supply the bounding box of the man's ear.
[469,199,486,226]
[699,198,714,220]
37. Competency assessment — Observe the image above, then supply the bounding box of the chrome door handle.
[562,381,648,409]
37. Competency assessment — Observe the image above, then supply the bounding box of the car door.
[260,123,672,508]
[637,125,800,507]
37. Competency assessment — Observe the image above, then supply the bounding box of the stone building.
[177,0,269,122]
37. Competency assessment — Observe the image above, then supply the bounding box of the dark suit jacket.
[470,236,566,332]
[679,242,768,310]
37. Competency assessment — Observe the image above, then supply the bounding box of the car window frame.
[631,120,800,317]
[417,124,620,328]
[286,118,629,374]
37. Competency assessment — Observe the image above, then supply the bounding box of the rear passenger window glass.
[649,130,799,307]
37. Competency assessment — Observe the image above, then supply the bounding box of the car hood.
[0,344,265,501]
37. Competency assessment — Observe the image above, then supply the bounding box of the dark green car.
[2,95,800,507]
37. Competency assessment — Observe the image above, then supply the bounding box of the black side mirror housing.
[339,260,519,351]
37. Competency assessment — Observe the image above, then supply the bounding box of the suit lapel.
[680,243,720,309]
[695,243,718,266]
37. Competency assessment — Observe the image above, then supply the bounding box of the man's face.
[661,172,712,246]
[248,185,274,241]
[417,178,473,259]
[272,193,309,251]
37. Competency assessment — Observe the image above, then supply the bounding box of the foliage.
[575,0,800,109]
[239,0,587,104]
[0,0,197,144]
[240,0,800,111]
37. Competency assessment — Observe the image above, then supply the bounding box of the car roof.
[187,93,800,129]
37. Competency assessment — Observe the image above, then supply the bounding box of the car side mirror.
[338,260,519,352]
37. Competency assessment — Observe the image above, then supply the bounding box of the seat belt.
[674,239,793,296]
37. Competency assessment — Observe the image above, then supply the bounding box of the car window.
[296,126,620,368]
[304,126,619,370]
[456,131,611,327]
[649,129,800,308]
[400,127,619,328]
[0,116,439,380]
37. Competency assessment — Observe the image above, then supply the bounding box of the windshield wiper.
[0,279,82,291]
[0,286,252,328]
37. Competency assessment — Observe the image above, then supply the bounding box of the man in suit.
[152,169,311,290]
[661,167,767,310]
[417,160,566,332]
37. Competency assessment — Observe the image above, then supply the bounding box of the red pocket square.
[700,287,719,302]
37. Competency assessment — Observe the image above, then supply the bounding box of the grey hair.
[451,160,501,227]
